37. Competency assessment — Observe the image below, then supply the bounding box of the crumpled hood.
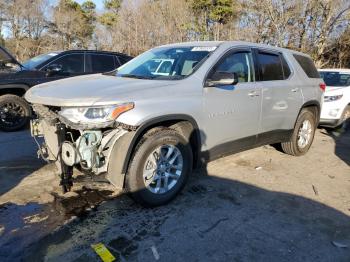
[25,74,177,107]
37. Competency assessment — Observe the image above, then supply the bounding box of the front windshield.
[116,46,217,80]
[319,71,350,87]
[22,52,60,70]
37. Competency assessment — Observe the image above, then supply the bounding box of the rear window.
[319,72,350,87]
[257,52,284,81]
[293,54,320,78]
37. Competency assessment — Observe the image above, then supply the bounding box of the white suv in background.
[319,69,350,128]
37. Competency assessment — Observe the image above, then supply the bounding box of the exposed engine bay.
[31,104,135,192]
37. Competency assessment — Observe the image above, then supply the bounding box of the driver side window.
[212,52,255,83]
[45,54,84,74]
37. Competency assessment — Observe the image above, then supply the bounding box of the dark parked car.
[0,46,133,131]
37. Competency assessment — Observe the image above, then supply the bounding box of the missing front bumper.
[31,114,130,193]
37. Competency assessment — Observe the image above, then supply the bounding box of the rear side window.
[257,52,284,81]
[293,54,320,78]
[86,54,116,73]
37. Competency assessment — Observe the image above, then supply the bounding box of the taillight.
[319,83,326,92]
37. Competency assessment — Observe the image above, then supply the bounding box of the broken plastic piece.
[332,241,348,248]
[91,243,116,262]
[151,245,160,260]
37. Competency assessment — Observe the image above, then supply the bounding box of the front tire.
[281,109,316,156]
[126,128,193,207]
[0,94,31,132]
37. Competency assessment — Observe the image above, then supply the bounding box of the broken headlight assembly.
[58,102,134,127]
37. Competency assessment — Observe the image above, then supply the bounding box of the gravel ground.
[0,127,349,262]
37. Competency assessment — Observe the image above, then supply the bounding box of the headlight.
[324,94,343,102]
[58,103,134,125]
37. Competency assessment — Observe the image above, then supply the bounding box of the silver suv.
[25,41,324,206]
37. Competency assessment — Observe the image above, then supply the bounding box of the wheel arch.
[297,100,321,126]
[123,114,201,173]
[106,114,202,189]
[0,84,30,97]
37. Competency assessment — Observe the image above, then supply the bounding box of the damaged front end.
[31,104,136,193]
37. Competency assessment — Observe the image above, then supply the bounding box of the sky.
[76,0,105,11]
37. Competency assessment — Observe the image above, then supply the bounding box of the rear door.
[255,49,303,135]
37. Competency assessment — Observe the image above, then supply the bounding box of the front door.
[202,49,262,155]
[36,53,86,85]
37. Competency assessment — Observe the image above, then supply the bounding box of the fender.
[106,114,201,188]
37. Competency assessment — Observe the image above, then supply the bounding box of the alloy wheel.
[143,144,184,194]
[297,119,313,149]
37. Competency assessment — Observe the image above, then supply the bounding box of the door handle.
[291,88,299,92]
[248,91,259,97]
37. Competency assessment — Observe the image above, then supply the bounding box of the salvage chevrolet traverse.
[25,41,324,206]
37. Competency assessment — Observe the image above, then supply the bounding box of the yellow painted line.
[91,243,116,262]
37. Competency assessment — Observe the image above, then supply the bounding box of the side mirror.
[206,72,238,87]
[45,64,62,76]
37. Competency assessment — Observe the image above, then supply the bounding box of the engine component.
[76,130,102,170]
[61,141,79,166]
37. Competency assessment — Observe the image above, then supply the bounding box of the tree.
[239,0,350,67]
[99,0,121,27]
[51,0,96,49]
[191,0,238,40]
[0,0,49,60]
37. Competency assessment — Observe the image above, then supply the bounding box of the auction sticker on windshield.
[191,46,217,52]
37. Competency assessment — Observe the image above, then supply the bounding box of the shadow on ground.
[0,128,349,261]
[0,170,345,262]
[0,130,45,196]
[321,121,350,166]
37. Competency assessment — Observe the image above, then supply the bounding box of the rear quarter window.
[293,54,320,78]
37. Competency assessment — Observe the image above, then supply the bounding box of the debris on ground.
[23,214,49,224]
[151,245,160,260]
[331,241,348,248]
[0,225,4,236]
[312,185,319,196]
[91,243,116,262]
[52,187,116,217]
[255,166,262,171]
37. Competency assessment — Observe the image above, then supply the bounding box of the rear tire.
[0,94,31,132]
[126,128,192,207]
[281,109,316,156]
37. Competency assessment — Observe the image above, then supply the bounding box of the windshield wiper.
[119,74,155,79]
